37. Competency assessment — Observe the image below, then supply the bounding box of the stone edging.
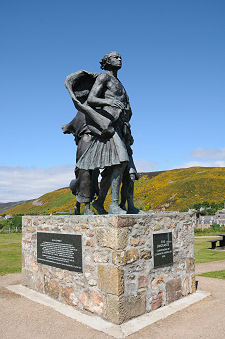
[7,285,210,338]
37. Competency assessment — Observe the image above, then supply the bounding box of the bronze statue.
[63,52,141,215]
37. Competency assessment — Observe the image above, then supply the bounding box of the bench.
[219,239,225,247]
[208,238,223,249]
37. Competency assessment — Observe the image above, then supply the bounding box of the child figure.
[119,118,144,214]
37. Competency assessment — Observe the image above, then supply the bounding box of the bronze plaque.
[153,232,173,268]
[37,232,82,272]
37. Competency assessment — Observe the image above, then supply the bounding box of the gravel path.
[195,260,225,274]
[1,266,225,339]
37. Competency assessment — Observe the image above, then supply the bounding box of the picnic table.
[208,234,225,249]
[208,238,222,249]
[217,234,225,247]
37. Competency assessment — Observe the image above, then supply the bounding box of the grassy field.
[194,228,225,236]
[199,270,225,280]
[195,237,225,263]
[0,233,22,275]
[195,231,225,236]
[1,233,225,275]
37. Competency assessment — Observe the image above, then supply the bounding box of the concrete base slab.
[7,285,210,339]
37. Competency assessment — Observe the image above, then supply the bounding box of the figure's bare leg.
[120,166,129,211]
[92,167,112,214]
[84,203,95,215]
[91,169,100,198]
[127,180,140,214]
[120,179,127,211]
[74,201,80,215]
[108,163,127,215]
[126,177,145,214]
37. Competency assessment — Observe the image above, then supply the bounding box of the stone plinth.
[22,213,195,324]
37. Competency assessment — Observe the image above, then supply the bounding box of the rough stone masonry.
[22,213,195,324]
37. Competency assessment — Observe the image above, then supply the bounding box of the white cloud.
[0,160,158,203]
[191,148,225,161]
[134,159,158,172]
[173,160,225,169]
[0,165,74,203]
[173,147,225,169]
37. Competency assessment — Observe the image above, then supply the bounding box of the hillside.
[3,167,225,215]
[0,200,33,214]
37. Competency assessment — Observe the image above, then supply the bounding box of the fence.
[0,227,21,233]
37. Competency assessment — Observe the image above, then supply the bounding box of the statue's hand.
[61,123,72,134]
[130,173,136,182]
[107,99,125,110]
[101,125,115,139]
[72,97,83,111]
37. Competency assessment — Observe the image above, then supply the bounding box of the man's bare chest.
[106,77,126,97]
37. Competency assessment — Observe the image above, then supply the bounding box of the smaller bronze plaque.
[37,232,82,272]
[153,232,173,268]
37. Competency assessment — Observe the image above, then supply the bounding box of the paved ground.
[0,260,225,339]
[195,259,225,274]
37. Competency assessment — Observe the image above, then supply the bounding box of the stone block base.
[22,212,195,324]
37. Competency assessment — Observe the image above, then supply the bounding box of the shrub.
[211,223,223,231]
[0,215,22,231]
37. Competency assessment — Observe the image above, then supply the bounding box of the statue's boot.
[109,203,127,214]
[119,203,127,211]
[108,164,127,215]
[92,200,107,215]
[127,181,145,214]
[127,206,146,214]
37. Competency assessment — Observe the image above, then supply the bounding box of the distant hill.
[3,167,225,215]
[0,200,33,214]
[138,170,165,179]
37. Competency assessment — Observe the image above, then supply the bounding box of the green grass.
[199,270,225,280]
[195,237,225,263]
[0,233,22,275]
[194,226,225,236]
[0,233,225,276]
[195,231,225,236]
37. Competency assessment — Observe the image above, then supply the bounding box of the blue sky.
[1,0,225,202]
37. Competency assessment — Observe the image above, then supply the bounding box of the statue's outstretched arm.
[64,74,85,111]
[65,74,110,131]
